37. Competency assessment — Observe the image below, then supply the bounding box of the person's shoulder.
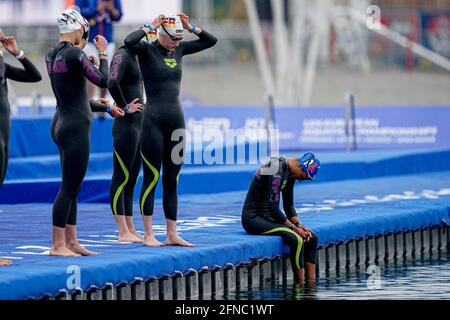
[114,46,128,56]
[66,45,84,59]
[111,46,131,64]
[44,47,55,62]
[123,45,140,56]
[129,39,151,52]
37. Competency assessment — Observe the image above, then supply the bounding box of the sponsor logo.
[164,58,177,69]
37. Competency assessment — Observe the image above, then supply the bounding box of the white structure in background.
[0,0,182,26]
[244,0,450,107]
[0,0,65,26]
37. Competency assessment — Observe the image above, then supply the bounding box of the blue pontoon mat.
[1,171,450,299]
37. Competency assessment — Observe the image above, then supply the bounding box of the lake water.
[223,250,450,300]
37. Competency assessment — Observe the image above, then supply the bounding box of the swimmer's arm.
[282,181,305,228]
[108,52,128,108]
[4,57,42,83]
[181,29,218,56]
[268,175,289,224]
[124,29,147,53]
[89,99,108,112]
[0,55,5,80]
[91,99,125,117]
[282,180,298,219]
[76,49,109,88]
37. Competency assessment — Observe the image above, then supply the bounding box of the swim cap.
[57,8,90,36]
[299,152,320,180]
[159,16,184,37]
[146,29,158,43]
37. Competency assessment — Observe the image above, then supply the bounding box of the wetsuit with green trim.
[241,156,319,270]
[124,28,217,220]
[108,45,143,216]
[46,41,108,228]
[0,54,41,186]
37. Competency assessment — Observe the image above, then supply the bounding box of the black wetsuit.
[241,157,319,270]
[108,46,143,216]
[0,54,41,186]
[124,29,217,220]
[46,41,108,228]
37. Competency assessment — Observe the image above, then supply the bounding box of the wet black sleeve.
[124,29,147,54]
[0,56,5,80]
[108,51,128,108]
[181,29,218,56]
[282,179,298,219]
[71,47,108,88]
[4,57,42,82]
[267,174,288,224]
[89,100,108,112]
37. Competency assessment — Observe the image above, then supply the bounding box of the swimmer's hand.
[177,13,191,30]
[94,35,108,53]
[143,14,165,34]
[96,98,125,118]
[1,36,21,56]
[89,55,99,67]
[152,14,165,30]
[108,105,125,118]
[295,227,312,242]
[123,98,144,114]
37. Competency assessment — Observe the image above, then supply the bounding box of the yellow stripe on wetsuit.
[112,149,129,216]
[262,227,303,269]
[140,152,159,215]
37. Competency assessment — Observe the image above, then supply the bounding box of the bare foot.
[50,246,81,257]
[144,234,165,247]
[128,228,144,241]
[67,243,99,256]
[118,232,144,243]
[125,224,144,242]
[0,258,13,266]
[164,235,195,247]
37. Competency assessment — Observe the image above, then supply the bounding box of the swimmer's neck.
[59,33,78,46]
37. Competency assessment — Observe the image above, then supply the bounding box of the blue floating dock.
[1,150,450,299]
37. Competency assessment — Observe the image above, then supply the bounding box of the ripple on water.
[222,250,450,300]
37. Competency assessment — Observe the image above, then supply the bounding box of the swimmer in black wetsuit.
[242,152,321,284]
[0,31,42,267]
[125,13,217,247]
[108,45,145,243]
[0,33,42,187]
[46,9,124,257]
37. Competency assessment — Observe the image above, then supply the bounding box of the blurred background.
[1,0,449,112]
[1,0,450,167]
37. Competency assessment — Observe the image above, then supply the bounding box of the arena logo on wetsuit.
[164,58,177,68]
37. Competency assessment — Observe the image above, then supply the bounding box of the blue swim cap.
[299,152,320,180]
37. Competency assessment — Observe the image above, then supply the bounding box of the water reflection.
[222,250,450,300]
